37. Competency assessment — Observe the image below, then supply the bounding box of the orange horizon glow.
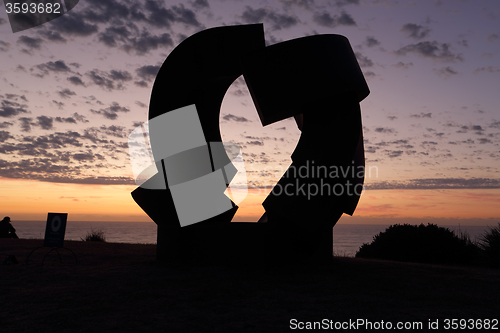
[3,177,499,225]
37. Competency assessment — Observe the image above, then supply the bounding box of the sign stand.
[26,213,77,265]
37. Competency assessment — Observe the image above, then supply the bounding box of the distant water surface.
[14,221,158,244]
[11,221,492,257]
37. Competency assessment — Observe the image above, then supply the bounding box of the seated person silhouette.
[0,216,19,239]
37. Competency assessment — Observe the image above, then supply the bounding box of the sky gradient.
[0,0,499,225]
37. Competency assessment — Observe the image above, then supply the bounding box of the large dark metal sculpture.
[130,24,369,263]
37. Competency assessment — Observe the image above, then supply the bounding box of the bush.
[355,223,480,265]
[479,223,500,267]
[81,229,106,242]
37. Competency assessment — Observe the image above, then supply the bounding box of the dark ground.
[1,239,499,332]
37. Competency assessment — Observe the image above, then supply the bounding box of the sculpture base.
[156,222,334,265]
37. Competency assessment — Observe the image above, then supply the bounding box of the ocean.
[10,221,492,257]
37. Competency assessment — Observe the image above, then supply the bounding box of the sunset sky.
[0,0,499,226]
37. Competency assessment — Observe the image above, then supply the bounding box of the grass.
[81,229,106,242]
[355,223,481,265]
[479,223,500,267]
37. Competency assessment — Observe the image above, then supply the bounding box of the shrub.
[479,223,500,267]
[355,223,480,265]
[81,229,106,242]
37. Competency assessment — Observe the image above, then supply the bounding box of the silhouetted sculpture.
[130,24,369,263]
[0,216,18,239]
[243,34,368,257]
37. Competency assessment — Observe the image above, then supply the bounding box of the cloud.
[461,139,475,145]
[38,30,67,43]
[81,126,130,147]
[451,124,485,135]
[313,11,356,27]
[396,41,463,62]
[410,113,432,118]
[19,117,34,132]
[109,70,133,81]
[0,41,10,52]
[18,116,55,132]
[34,60,72,77]
[87,70,115,90]
[279,0,315,10]
[122,30,174,55]
[0,131,13,142]
[36,116,54,130]
[73,152,95,161]
[487,33,499,43]
[45,174,135,185]
[67,76,86,86]
[0,122,13,128]
[421,141,438,149]
[490,121,500,129]
[366,139,415,155]
[0,132,81,157]
[136,65,160,81]
[17,36,44,50]
[247,141,264,146]
[25,131,84,148]
[4,94,28,102]
[375,127,396,134]
[363,71,375,78]
[86,69,132,91]
[384,150,403,158]
[367,178,500,190]
[365,36,380,47]
[97,25,132,47]
[400,23,431,39]
[79,0,131,23]
[392,62,413,70]
[0,100,29,118]
[0,122,132,185]
[231,89,248,97]
[434,66,458,78]
[244,135,275,140]
[100,125,128,138]
[335,0,360,6]
[47,12,98,37]
[141,2,202,28]
[58,88,77,99]
[73,112,89,123]
[241,7,299,30]
[222,114,250,122]
[55,116,76,124]
[192,0,209,9]
[355,52,373,67]
[90,102,130,120]
[474,66,500,74]
[134,80,148,88]
[169,3,202,27]
[478,138,492,144]
[0,157,134,185]
[83,95,103,105]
